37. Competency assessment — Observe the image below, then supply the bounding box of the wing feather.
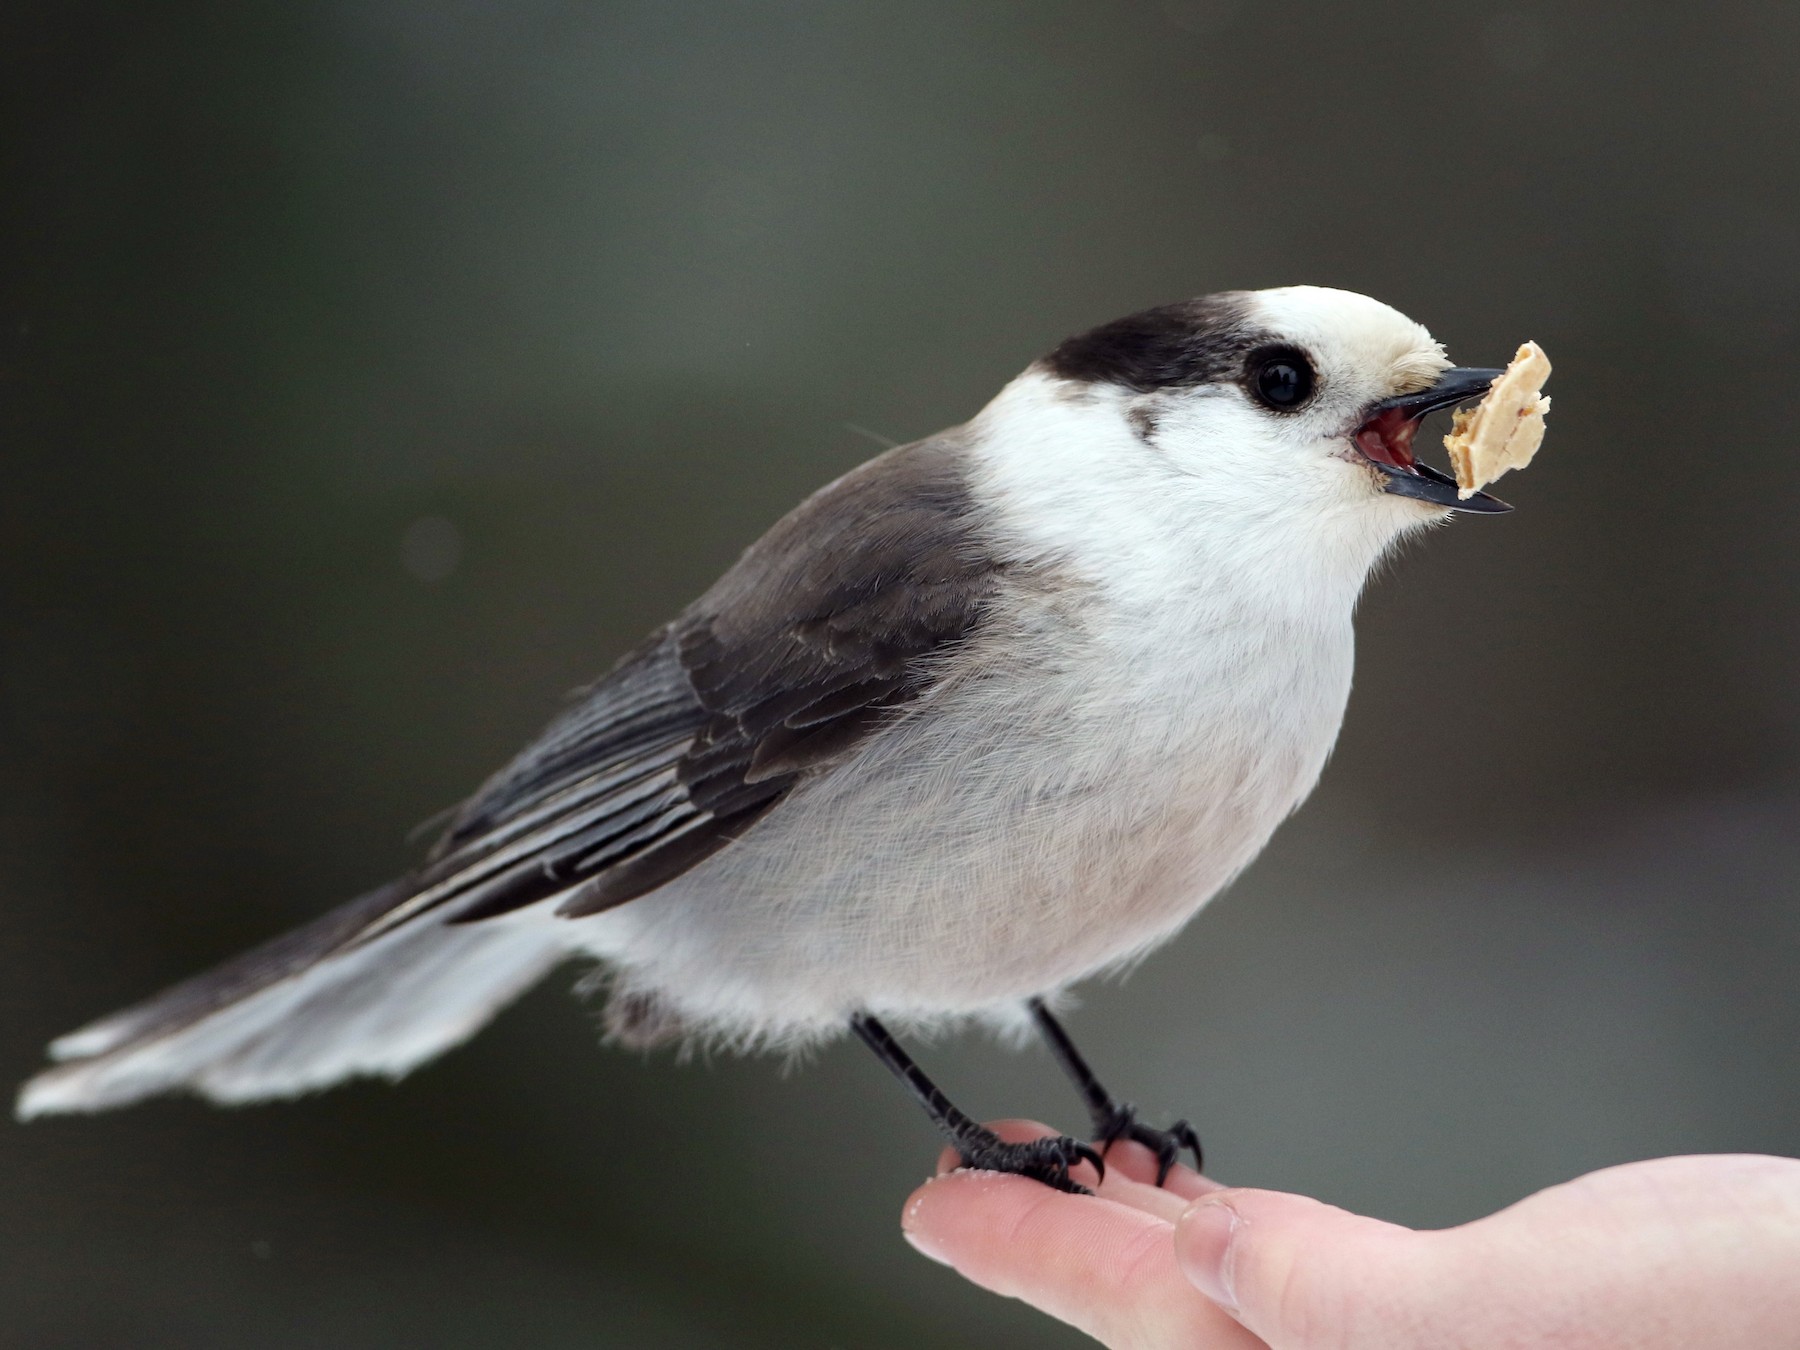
[372,434,1001,931]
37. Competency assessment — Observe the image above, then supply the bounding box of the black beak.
[1368,366,1507,420]
[1380,458,1511,513]
[1358,367,1512,514]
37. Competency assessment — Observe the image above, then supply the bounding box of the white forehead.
[1246,285,1448,397]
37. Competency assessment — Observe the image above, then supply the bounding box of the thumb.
[1173,1188,1431,1349]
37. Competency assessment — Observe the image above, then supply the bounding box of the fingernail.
[1174,1198,1242,1312]
[901,1188,954,1268]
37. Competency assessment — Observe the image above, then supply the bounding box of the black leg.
[851,1013,1104,1194]
[1028,998,1203,1186]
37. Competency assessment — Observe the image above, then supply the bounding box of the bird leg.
[851,1013,1104,1194]
[1028,998,1203,1186]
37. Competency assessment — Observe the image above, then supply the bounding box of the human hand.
[900,1121,1800,1349]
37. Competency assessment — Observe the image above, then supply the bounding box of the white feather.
[19,913,572,1117]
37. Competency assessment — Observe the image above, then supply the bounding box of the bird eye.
[1246,348,1316,411]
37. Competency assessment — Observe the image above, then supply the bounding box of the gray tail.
[18,881,574,1119]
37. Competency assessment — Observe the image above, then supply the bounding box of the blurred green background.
[4,2,1797,1346]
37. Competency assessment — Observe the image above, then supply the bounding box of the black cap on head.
[1040,293,1263,392]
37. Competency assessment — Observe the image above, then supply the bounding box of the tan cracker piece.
[1444,340,1552,498]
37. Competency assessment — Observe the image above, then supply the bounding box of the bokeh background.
[4,2,1798,1346]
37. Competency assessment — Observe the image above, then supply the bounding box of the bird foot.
[955,1132,1106,1194]
[1095,1104,1203,1186]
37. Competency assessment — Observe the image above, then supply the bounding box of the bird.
[17,285,1518,1192]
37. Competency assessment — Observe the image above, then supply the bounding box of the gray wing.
[368,432,1003,931]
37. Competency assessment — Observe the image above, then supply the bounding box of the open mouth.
[1354,367,1511,513]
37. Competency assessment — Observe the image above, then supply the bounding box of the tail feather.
[19,885,574,1119]
[46,881,415,1064]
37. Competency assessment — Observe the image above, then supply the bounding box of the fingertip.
[900,1167,1254,1346]
[901,1166,1062,1271]
[901,1176,959,1267]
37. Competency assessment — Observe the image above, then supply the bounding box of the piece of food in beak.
[1443,341,1552,499]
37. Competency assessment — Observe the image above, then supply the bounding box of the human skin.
[900,1121,1800,1350]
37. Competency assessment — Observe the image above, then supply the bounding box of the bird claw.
[1096,1104,1204,1186]
[956,1132,1107,1194]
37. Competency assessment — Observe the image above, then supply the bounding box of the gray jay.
[19,286,1518,1192]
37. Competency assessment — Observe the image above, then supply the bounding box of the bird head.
[968,286,1519,607]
